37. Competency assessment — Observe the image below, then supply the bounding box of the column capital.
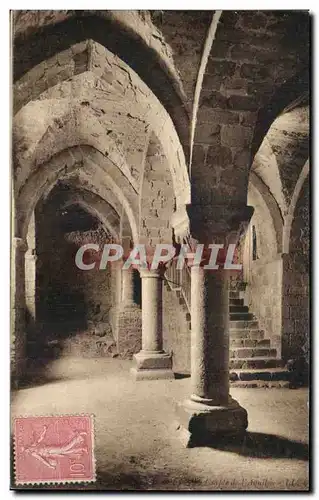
[139,268,165,279]
[186,203,254,245]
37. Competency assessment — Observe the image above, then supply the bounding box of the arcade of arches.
[11,10,309,445]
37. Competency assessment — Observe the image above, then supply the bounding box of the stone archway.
[12,10,190,150]
[15,145,139,244]
[24,178,124,377]
[13,40,190,208]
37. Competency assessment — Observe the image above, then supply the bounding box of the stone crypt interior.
[11,10,309,490]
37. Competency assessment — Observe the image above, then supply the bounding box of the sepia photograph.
[10,8,310,492]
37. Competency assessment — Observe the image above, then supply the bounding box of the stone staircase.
[228,290,290,388]
[164,267,291,388]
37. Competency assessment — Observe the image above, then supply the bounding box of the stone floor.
[11,357,309,491]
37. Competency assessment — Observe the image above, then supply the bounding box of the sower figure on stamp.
[22,426,88,469]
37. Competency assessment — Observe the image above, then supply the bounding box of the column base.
[175,396,248,447]
[131,350,174,380]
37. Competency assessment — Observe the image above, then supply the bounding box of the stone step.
[230,347,277,359]
[229,298,244,306]
[230,328,265,340]
[229,291,240,299]
[230,312,255,321]
[229,357,284,370]
[230,338,270,348]
[230,367,290,382]
[230,319,259,329]
[230,380,290,388]
[229,305,249,313]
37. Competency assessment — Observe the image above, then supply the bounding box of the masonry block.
[206,144,232,165]
[197,108,240,125]
[240,63,270,81]
[227,95,260,111]
[221,125,253,148]
[206,59,237,76]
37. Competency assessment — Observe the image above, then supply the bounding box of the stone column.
[131,269,173,380]
[11,237,28,385]
[190,267,230,405]
[176,203,253,444]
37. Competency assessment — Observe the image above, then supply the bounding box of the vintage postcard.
[10,10,310,491]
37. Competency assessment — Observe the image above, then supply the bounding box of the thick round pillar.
[190,267,229,405]
[131,269,173,380]
[174,203,253,444]
[176,264,248,442]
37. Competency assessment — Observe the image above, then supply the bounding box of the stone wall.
[36,203,114,338]
[243,178,283,353]
[139,134,175,247]
[246,256,283,356]
[282,178,309,361]
[117,307,142,358]
[191,11,309,205]
[247,181,279,262]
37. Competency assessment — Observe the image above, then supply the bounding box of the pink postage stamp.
[14,415,96,485]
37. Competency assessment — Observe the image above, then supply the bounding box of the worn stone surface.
[139,134,175,245]
[117,307,142,358]
[11,357,309,490]
[28,185,118,368]
[192,10,309,204]
[13,40,190,233]
[151,11,211,108]
[10,10,309,406]
[266,107,309,205]
[282,178,309,362]
[176,397,248,444]
[242,181,283,352]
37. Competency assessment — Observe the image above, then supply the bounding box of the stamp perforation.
[13,414,96,486]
